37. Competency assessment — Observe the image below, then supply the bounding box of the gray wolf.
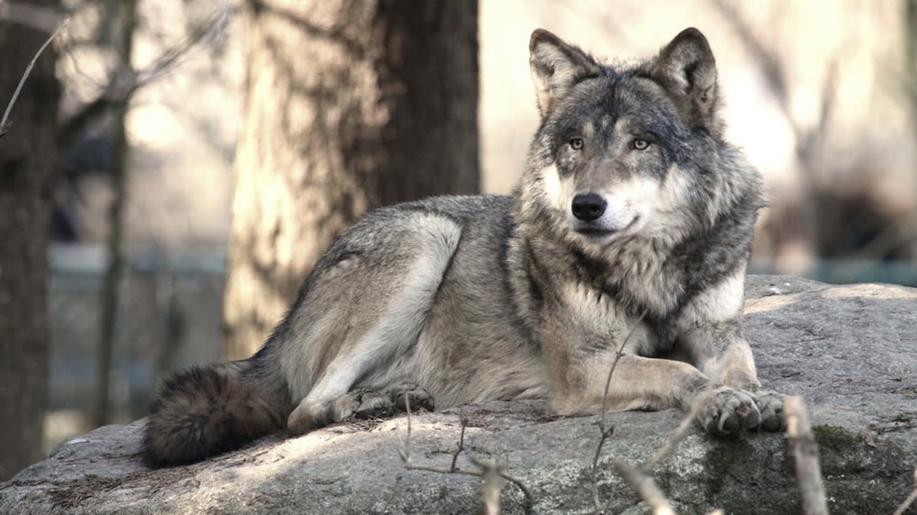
[144,27,786,467]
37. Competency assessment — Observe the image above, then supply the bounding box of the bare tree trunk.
[223,0,479,359]
[0,0,60,480]
[907,0,917,260]
[907,0,917,132]
[94,0,138,427]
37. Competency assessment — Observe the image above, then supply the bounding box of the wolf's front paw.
[752,390,786,432]
[697,386,761,436]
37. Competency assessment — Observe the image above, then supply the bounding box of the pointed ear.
[529,29,601,118]
[649,28,719,124]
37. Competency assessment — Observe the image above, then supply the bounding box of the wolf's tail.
[142,359,288,467]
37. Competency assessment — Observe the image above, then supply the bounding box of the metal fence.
[46,243,227,450]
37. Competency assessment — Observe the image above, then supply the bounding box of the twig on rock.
[0,18,69,137]
[785,396,828,515]
[612,460,676,515]
[398,394,534,514]
[57,3,234,147]
[591,311,646,513]
[642,386,710,471]
[469,455,535,515]
[892,468,917,515]
[450,413,467,472]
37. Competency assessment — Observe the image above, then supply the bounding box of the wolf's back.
[143,361,286,467]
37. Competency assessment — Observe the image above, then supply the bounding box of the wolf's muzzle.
[571,192,607,222]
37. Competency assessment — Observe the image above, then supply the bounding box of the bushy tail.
[143,362,286,467]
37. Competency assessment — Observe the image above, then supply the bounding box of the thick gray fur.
[144,27,784,467]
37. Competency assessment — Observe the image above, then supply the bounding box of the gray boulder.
[1,275,915,514]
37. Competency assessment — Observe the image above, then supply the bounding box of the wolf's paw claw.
[697,386,761,436]
[753,390,786,432]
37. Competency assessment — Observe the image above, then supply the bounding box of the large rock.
[2,276,916,514]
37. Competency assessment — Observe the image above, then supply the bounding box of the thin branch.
[58,3,234,147]
[893,468,917,515]
[710,0,839,176]
[590,428,613,514]
[642,386,710,471]
[598,313,646,433]
[0,18,69,137]
[132,3,234,88]
[612,460,676,515]
[591,311,646,514]
[450,414,467,472]
[469,456,535,515]
[785,396,828,515]
[398,394,534,514]
[480,460,502,515]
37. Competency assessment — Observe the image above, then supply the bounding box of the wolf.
[144,27,786,467]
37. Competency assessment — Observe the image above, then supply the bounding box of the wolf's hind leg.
[285,214,461,434]
[334,383,435,421]
[289,384,435,430]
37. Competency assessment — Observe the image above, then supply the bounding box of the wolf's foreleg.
[553,351,760,434]
[551,353,709,414]
[681,320,759,389]
[539,300,770,436]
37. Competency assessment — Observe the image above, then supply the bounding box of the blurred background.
[0,0,914,480]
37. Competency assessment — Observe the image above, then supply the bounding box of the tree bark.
[223,0,479,359]
[0,0,60,480]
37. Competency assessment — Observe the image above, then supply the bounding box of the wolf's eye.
[569,137,584,150]
[633,139,651,151]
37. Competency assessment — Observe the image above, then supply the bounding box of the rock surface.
[2,275,916,514]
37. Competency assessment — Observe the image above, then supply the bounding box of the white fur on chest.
[558,280,654,354]
[678,266,746,332]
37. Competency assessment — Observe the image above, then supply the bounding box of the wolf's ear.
[649,28,718,124]
[529,29,601,117]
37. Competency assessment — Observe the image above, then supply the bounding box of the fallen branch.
[58,3,234,147]
[642,386,710,471]
[398,394,534,514]
[0,17,69,137]
[612,460,676,515]
[450,412,467,472]
[470,455,534,514]
[785,396,828,515]
[480,459,502,515]
[893,468,917,515]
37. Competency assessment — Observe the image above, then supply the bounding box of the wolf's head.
[520,28,757,251]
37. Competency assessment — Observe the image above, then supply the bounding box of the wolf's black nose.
[571,193,607,221]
